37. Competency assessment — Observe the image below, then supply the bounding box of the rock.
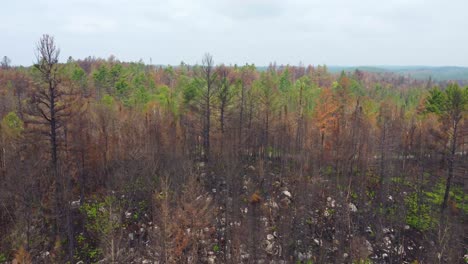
[313,238,322,246]
[382,253,389,259]
[208,256,216,264]
[70,199,81,208]
[297,251,313,261]
[76,261,85,264]
[349,203,358,212]
[383,236,392,247]
[397,245,405,255]
[404,225,410,230]
[282,190,292,199]
[388,195,393,201]
[142,260,151,264]
[365,226,373,234]
[267,234,274,241]
[327,197,336,207]
[265,240,275,254]
[268,200,279,209]
[212,188,216,193]
[247,165,256,171]
[382,227,391,234]
[125,211,132,219]
[343,253,349,258]
[365,240,373,253]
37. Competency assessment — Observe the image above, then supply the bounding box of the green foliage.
[425,84,468,116]
[426,181,467,213]
[404,177,466,231]
[93,65,109,88]
[75,233,101,263]
[76,196,122,262]
[279,68,292,92]
[1,112,23,137]
[183,78,201,105]
[213,244,220,253]
[0,253,6,262]
[405,192,435,231]
[115,78,130,97]
[101,94,115,108]
[293,76,320,115]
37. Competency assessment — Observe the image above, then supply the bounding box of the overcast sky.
[2,0,467,66]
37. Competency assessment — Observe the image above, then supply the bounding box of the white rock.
[383,236,392,247]
[349,203,358,212]
[125,211,132,219]
[343,253,349,258]
[282,190,292,198]
[267,234,274,241]
[269,200,279,209]
[365,240,373,253]
[265,241,275,254]
[208,256,216,264]
[404,225,410,230]
[397,245,405,255]
[70,199,81,208]
[313,239,322,246]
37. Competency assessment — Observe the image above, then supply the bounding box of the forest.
[0,35,467,264]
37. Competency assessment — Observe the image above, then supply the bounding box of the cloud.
[61,16,117,34]
[1,0,468,66]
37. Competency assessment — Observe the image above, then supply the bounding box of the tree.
[425,84,467,220]
[29,34,74,258]
[200,53,217,161]
[1,56,11,69]
[216,65,235,135]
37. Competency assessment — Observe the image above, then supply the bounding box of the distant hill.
[327,66,468,81]
[256,65,468,81]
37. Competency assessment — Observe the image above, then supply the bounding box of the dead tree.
[29,34,73,259]
[200,53,216,161]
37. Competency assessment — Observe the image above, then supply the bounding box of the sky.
[2,0,468,66]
